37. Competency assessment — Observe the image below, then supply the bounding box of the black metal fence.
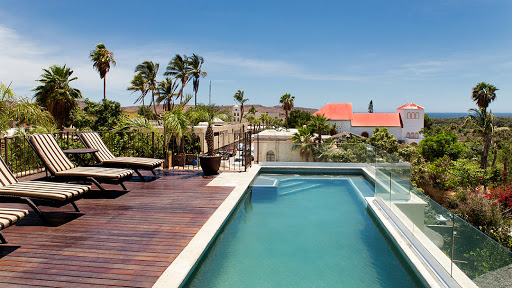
[0,130,253,177]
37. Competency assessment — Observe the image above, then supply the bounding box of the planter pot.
[199,155,222,176]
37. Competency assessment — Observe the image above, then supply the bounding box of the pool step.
[279,184,321,197]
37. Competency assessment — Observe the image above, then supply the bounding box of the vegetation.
[33,65,82,129]
[279,93,295,127]
[188,104,231,156]
[0,83,54,133]
[233,90,248,122]
[287,109,312,128]
[188,54,207,107]
[73,98,127,131]
[89,43,116,100]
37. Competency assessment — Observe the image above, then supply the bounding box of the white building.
[314,103,424,144]
[232,105,242,122]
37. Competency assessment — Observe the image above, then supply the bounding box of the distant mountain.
[121,103,317,115]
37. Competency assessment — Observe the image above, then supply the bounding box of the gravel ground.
[474,264,512,288]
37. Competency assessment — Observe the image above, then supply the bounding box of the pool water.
[184,174,425,287]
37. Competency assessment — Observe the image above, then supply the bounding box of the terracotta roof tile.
[351,113,402,127]
[396,103,424,110]
[313,103,353,120]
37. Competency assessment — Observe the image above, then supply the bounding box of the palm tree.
[156,77,180,112]
[465,108,495,169]
[135,61,159,115]
[189,104,231,156]
[258,113,270,129]
[127,73,148,118]
[89,43,116,100]
[292,126,314,162]
[165,54,191,103]
[467,82,499,169]
[33,65,82,129]
[1,82,54,133]
[280,93,295,127]
[233,90,248,123]
[472,82,498,112]
[308,114,330,143]
[187,54,207,107]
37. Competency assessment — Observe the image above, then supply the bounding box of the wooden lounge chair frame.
[26,134,133,191]
[77,132,164,181]
[0,156,89,224]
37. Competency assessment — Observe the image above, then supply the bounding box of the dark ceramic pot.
[199,155,222,176]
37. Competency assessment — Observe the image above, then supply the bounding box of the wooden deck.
[0,170,234,287]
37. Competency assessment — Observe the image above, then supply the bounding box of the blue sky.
[0,0,511,112]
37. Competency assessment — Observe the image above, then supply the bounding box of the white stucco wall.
[350,126,403,140]
[328,120,351,133]
[397,108,424,142]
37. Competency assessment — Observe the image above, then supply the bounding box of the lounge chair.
[27,134,133,191]
[78,132,164,181]
[0,208,28,243]
[0,156,89,224]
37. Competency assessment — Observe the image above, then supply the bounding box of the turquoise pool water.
[184,174,425,287]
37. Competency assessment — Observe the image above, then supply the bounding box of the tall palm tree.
[468,82,499,169]
[465,108,495,169]
[127,73,148,118]
[89,43,116,100]
[135,61,159,115]
[165,54,191,103]
[157,77,180,112]
[280,93,295,127]
[233,90,248,123]
[187,54,207,107]
[33,65,82,129]
[472,82,498,112]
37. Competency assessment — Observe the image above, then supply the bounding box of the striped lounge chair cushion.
[55,167,133,179]
[102,157,164,168]
[28,134,76,175]
[0,208,28,229]
[0,181,90,201]
[78,132,116,162]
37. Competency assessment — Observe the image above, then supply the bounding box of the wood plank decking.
[0,170,234,287]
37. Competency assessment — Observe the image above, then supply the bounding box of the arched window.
[415,132,419,139]
[415,112,419,119]
[266,150,276,162]
[407,112,411,119]
[361,131,369,138]
[406,132,410,138]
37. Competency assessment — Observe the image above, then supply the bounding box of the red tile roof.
[396,103,424,110]
[313,103,353,120]
[351,113,402,127]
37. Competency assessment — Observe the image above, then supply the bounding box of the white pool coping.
[152,165,261,288]
[152,163,475,288]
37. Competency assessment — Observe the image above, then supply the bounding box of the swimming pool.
[183,173,425,287]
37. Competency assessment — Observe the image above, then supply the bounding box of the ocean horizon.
[427,112,512,118]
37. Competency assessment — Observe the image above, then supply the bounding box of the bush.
[449,190,507,235]
[418,130,463,161]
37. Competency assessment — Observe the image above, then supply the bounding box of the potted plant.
[191,104,231,175]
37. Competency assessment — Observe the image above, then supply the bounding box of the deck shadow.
[0,246,21,258]
[83,189,129,199]
[129,176,161,182]
[16,212,84,227]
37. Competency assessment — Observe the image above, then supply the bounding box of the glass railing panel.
[375,167,391,205]
[410,188,455,272]
[453,215,512,282]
